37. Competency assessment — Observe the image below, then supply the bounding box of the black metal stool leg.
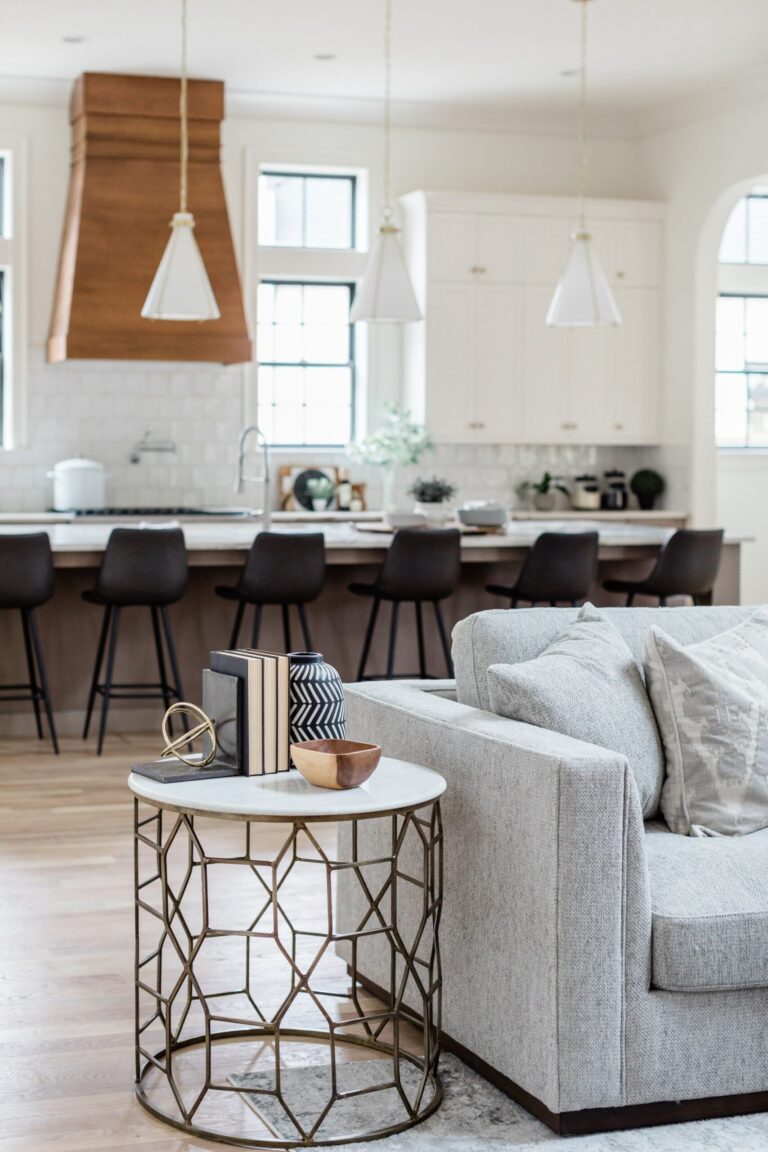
[159,607,186,732]
[97,606,121,756]
[386,602,399,680]
[433,600,453,677]
[84,605,112,739]
[415,601,427,679]
[27,609,59,755]
[298,603,312,650]
[625,592,636,607]
[150,607,173,733]
[251,604,262,648]
[357,597,380,681]
[229,600,245,649]
[20,609,43,739]
[281,604,292,652]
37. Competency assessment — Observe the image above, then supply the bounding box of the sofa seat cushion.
[646,820,768,991]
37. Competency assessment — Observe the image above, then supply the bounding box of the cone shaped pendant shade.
[546,230,621,326]
[547,0,621,328]
[350,224,421,323]
[141,0,220,322]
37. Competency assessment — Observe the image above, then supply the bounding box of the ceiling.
[2,0,768,136]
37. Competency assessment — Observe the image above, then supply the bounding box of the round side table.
[129,759,445,1147]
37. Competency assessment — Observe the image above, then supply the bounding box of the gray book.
[131,758,239,784]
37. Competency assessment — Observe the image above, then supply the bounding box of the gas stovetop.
[61,507,258,519]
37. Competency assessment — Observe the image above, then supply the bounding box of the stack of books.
[206,649,291,775]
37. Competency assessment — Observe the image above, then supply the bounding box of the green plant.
[306,475,335,502]
[347,403,432,468]
[408,476,457,503]
[525,471,570,497]
[630,469,665,501]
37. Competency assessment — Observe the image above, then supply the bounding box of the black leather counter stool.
[82,528,188,755]
[603,528,724,606]
[487,530,599,607]
[0,533,58,753]
[349,528,461,680]
[215,532,325,651]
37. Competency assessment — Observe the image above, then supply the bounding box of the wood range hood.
[48,72,251,365]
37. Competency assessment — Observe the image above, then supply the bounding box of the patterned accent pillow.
[644,606,768,837]
[487,603,664,817]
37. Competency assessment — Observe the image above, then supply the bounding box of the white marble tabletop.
[128,757,446,820]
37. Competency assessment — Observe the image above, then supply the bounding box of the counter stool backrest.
[643,528,725,598]
[239,532,325,604]
[375,528,462,602]
[95,527,188,605]
[514,531,599,604]
[0,532,55,608]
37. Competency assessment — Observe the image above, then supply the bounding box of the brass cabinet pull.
[561,421,578,431]
[615,422,625,431]
[468,421,486,429]
[616,270,625,279]
[470,265,487,274]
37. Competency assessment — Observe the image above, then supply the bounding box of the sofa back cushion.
[487,605,665,816]
[453,605,752,713]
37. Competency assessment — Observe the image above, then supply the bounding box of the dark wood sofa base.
[350,968,768,1136]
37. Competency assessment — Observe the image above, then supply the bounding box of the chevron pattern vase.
[288,652,347,755]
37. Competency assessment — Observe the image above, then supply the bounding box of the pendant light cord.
[577,0,588,231]
[382,0,392,221]
[179,0,189,214]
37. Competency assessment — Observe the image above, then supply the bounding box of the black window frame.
[256,278,357,449]
[258,170,358,251]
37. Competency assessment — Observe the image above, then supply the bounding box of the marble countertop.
[0,519,748,553]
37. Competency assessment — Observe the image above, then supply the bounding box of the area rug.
[230,1053,768,1150]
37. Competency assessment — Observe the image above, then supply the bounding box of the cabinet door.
[521,216,571,286]
[613,220,661,287]
[611,288,660,442]
[521,286,569,440]
[472,285,523,441]
[427,213,476,281]
[424,282,474,441]
[565,325,615,441]
[475,215,521,283]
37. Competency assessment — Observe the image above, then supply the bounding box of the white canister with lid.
[47,458,106,511]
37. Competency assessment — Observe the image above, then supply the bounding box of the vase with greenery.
[524,471,570,512]
[630,468,665,511]
[408,476,457,523]
[347,403,432,511]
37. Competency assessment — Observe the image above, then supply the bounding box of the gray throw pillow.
[487,603,664,817]
[644,606,768,837]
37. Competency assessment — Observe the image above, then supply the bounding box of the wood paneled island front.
[0,518,745,737]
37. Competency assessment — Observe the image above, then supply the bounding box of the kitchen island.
[0,518,745,736]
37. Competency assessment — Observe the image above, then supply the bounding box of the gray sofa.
[339,606,768,1135]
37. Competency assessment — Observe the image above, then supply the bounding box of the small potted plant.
[524,471,570,512]
[305,475,335,512]
[630,468,665,511]
[408,476,457,524]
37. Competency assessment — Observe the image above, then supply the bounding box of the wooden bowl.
[290,739,382,790]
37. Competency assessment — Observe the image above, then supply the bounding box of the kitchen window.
[715,294,768,447]
[720,194,768,265]
[258,171,357,250]
[256,281,355,447]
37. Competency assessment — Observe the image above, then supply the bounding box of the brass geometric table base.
[133,795,443,1147]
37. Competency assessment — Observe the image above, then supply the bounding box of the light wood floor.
[0,735,405,1152]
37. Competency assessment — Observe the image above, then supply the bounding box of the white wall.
[0,90,665,511]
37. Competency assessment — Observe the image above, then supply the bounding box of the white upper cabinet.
[402,191,664,446]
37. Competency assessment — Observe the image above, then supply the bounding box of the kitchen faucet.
[235,425,271,528]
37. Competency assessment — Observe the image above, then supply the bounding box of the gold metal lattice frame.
[133,797,443,1147]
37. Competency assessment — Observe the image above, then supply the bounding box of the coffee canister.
[288,652,347,752]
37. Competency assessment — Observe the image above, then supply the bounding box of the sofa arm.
[340,680,650,1114]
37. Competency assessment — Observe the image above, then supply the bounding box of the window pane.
[273,284,302,323]
[303,323,349,363]
[273,403,305,444]
[303,284,349,324]
[748,374,768,446]
[259,174,303,247]
[716,296,745,370]
[272,366,304,405]
[257,282,275,324]
[745,298,768,367]
[307,366,352,406]
[748,198,768,264]
[304,178,353,248]
[720,199,747,263]
[305,405,350,445]
[716,372,748,446]
[273,324,303,363]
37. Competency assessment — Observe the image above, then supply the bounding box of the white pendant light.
[141,0,220,322]
[349,0,421,324]
[546,0,621,328]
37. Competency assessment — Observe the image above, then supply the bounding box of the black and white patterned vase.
[288,652,347,758]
